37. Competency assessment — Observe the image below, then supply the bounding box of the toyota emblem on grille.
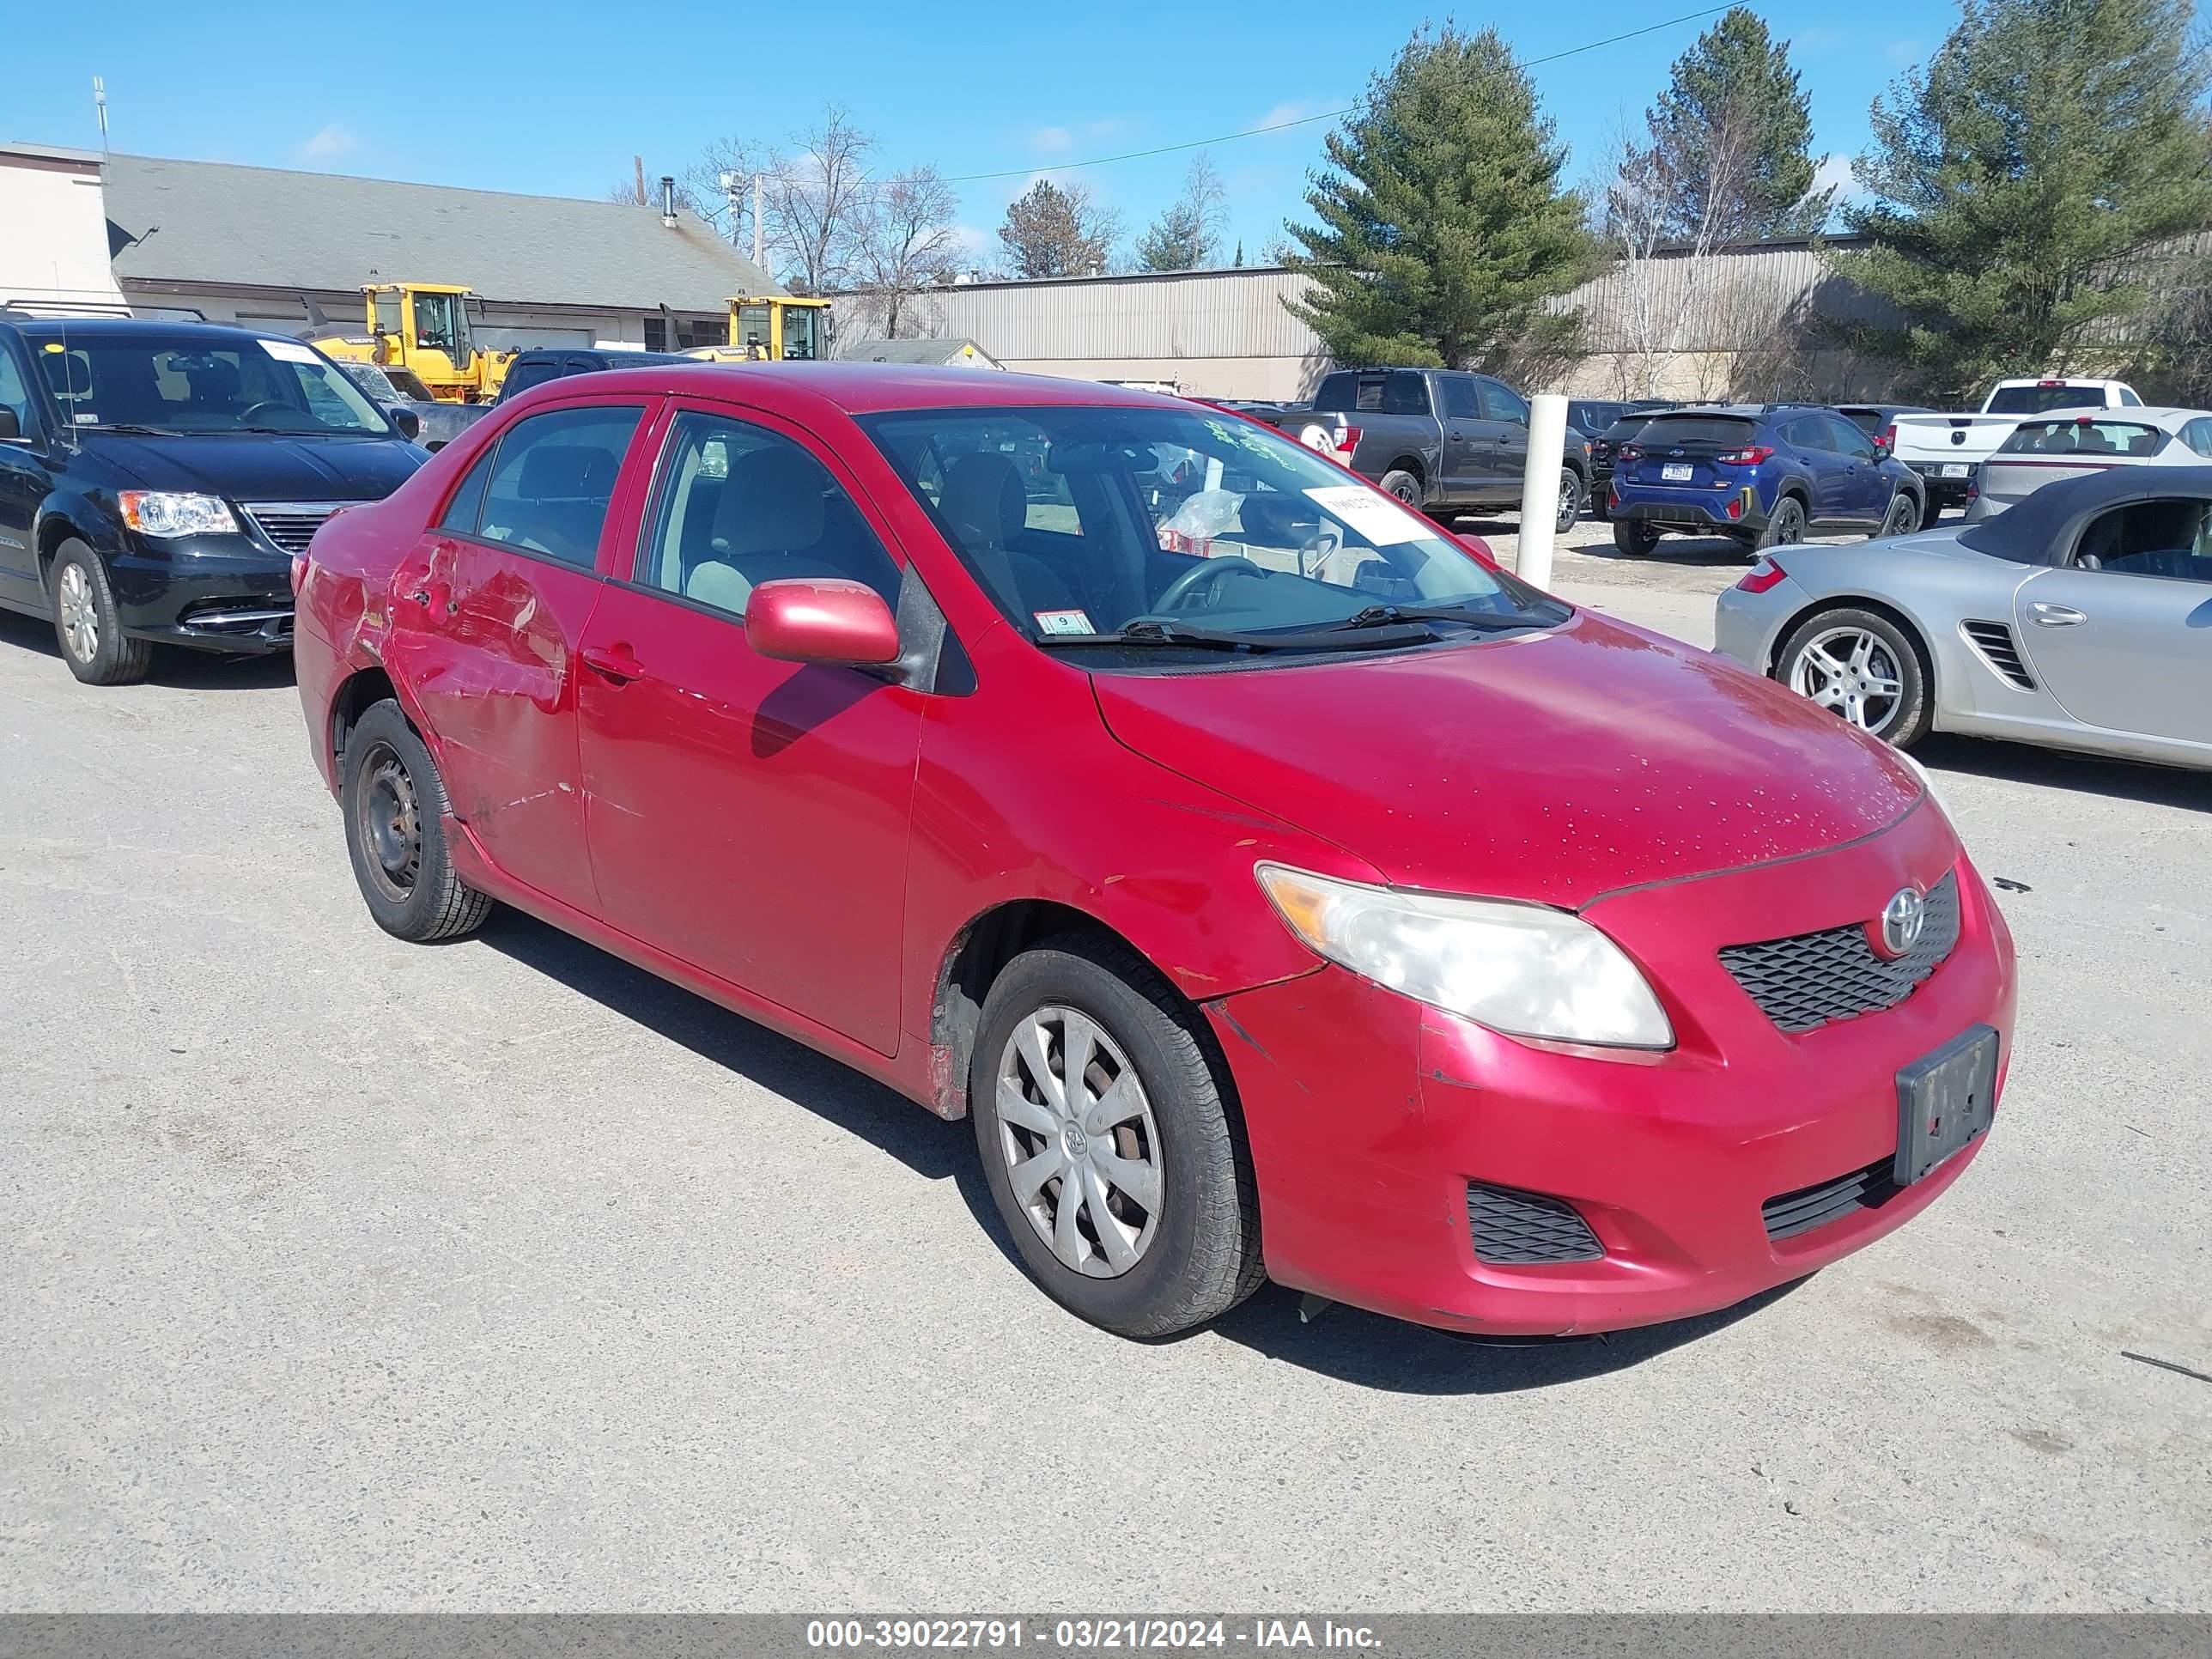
[1877,887,1927,957]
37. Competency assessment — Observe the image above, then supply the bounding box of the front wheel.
[341,699,494,941]
[1775,607,1933,748]
[1877,490,1922,538]
[1553,468,1584,534]
[51,541,153,686]
[971,935,1263,1339]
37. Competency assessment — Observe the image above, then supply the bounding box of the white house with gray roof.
[90,154,783,353]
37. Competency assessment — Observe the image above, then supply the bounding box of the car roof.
[9,317,282,343]
[1957,462,2212,562]
[537,361,1201,417]
[2002,404,2209,431]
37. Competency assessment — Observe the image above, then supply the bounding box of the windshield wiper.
[1331,603,1540,633]
[1042,616,1444,653]
[78,422,185,436]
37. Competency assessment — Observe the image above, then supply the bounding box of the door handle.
[581,642,645,683]
[2030,603,2087,627]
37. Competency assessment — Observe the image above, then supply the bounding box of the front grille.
[1962,620,2035,690]
[1763,1157,1896,1242]
[1720,872,1960,1033]
[1467,1182,1605,1265]
[241,501,343,554]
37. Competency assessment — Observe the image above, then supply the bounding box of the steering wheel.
[236,401,290,427]
[1152,555,1267,614]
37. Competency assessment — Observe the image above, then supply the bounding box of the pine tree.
[1647,8,1831,241]
[1233,240,1245,268]
[1283,24,1594,368]
[1833,0,2212,396]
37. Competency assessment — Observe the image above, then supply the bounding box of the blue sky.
[12,1,1962,271]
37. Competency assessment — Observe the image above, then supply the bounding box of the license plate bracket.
[1662,463,1694,482]
[1894,1024,1999,1186]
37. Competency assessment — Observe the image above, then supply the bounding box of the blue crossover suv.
[1607,404,1926,555]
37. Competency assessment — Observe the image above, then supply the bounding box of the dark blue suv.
[1607,404,1926,554]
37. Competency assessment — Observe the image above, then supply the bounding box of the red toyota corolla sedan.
[292,364,2015,1340]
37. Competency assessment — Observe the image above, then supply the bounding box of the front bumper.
[1206,805,2015,1336]
[106,535,295,653]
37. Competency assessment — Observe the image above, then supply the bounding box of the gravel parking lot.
[2,520,2207,1612]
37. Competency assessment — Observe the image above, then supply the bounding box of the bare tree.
[998,179,1121,278]
[1599,94,1759,398]
[848,167,963,337]
[693,106,878,292]
[1134,154,1228,271]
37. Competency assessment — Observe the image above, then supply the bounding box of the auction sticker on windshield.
[259,338,321,364]
[1033,608,1096,635]
[1304,484,1425,544]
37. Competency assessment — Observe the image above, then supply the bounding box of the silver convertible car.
[1714,465,2212,769]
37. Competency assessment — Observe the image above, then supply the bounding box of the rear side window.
[438,447,497,534]
[1985,383,2111,416]
[474,404,645,567]
[2183,418,2212,459]
[500,358,562,400]
[1381,371,1429,416]
[1782,416,1834,452]
[2118,386,2143,406]
[1997,419,2166,458]
[1636,415,1759,449]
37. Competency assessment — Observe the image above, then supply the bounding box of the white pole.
[1516,392,1570,590]
[751,173,766,270]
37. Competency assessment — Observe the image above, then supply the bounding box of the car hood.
[1090,609,1926,909]
[76,432,425,501]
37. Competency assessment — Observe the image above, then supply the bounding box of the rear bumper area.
[110,543,295,654]
[1611,487,1763,533]
[1907,465,1975,505]
[1207,805,2016,1337]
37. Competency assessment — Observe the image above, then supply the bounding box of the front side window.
[0,345,34,439]
[1478,380,1529,424]
[781,307,820,362]
[635,410,899,615]
[28,333,391,435]
[862,404,1565,668]
[1824,415,1875,459]
[473,404,644,566]
[413,292,459,352]
[1997,419,2166,459]
[2073,498,2212,582]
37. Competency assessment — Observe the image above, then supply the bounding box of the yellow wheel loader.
[682,295,833,363]
[305,283,514,403]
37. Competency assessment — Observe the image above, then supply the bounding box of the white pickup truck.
[1889,377,2144,514]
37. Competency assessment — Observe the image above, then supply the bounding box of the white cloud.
[1249,99,1343,136]
[296,123,357,163]
[1809,152,1860,204]
[1028,125,1074,155]
[1791,26,1844,52]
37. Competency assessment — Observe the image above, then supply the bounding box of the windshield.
[336,359,401,404]
[861,404,1565,664]
[1985,383,2108,416]
[32,333,394,436]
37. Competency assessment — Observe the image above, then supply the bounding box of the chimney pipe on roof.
[659,176,678,228]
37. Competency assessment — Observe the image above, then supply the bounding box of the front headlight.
[118,491,239,538]
[1255,863,1674,1049]
[1896,750,1954,823]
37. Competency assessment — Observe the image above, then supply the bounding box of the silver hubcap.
[995,1006,1162,1279]
[1791,627,1904,733]
[58,563,99,662]
[1557,471,1579,530]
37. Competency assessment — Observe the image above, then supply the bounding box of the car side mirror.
[745,577,902,667]
[1871,437,1892,459]
[0,408,19,441]
[389,407,422,441]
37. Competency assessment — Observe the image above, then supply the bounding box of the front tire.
[1775,606,1933,748]
[1877,490,1922,538]
[51,541,153,686]
[971,935,1263,1339]
[341,699,493,941]
[1612,517,1662,556]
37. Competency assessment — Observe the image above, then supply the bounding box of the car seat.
[685,444,847,614]
[938,453,1077,617]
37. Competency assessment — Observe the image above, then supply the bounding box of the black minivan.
[0,317,427,684]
